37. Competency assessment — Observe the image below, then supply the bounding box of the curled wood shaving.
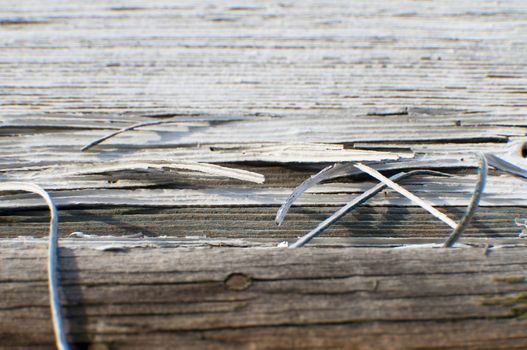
[288,170,451,248]
[444,154,488,247]
[0,182,69,350]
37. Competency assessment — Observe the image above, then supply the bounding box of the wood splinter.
[283,154,487,248]
[0,182,70,350]
[81,116,250,152]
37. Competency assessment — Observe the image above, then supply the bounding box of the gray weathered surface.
[1,0,526,240]
[1,241,527,349]
[2,1,527,348]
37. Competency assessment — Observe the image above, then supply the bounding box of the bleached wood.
[1,174,526,209]
[2,1,527,348]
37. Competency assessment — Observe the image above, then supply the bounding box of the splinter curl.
[0,182,69,350]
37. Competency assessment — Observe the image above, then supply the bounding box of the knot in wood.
[224,273,252,291]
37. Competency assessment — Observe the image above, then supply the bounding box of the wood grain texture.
[2,1,527,348]
[1,3,527,180]
[1,0,526,230]
[1,205,527,240]
[2,1,527,116]
[1,242,527,349]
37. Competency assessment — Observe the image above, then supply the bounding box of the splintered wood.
[1,0,527,348]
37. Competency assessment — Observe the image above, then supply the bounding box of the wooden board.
[1,241,527,349]
[1,0,527,348]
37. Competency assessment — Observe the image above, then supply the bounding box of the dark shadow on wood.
[60,247,90,348]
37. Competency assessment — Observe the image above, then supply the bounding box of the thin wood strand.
[0,182,69,350]
[275,163,357,225]
[354,163,458,229]
[444,154,488,248]
[81,116,249,152]
[288,170,452,248]
[485,152,527,179]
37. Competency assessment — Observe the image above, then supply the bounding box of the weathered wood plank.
[2,1,527,117]
[2,1,527,348]
[2,0,527,213]
[1,242,527,349]
[1,173,527,208]
[0,205,525,239]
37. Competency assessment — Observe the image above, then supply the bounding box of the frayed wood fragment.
[288,170,451,248]
[275,163,357,225]
[393,243,473,249]
[515,218,527,238]
[444,154,488,247]
[485,139,527,179]
[32,161,265,184]
[0,182,69,350]
[354,163,458,229]
[81,116,251,152]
